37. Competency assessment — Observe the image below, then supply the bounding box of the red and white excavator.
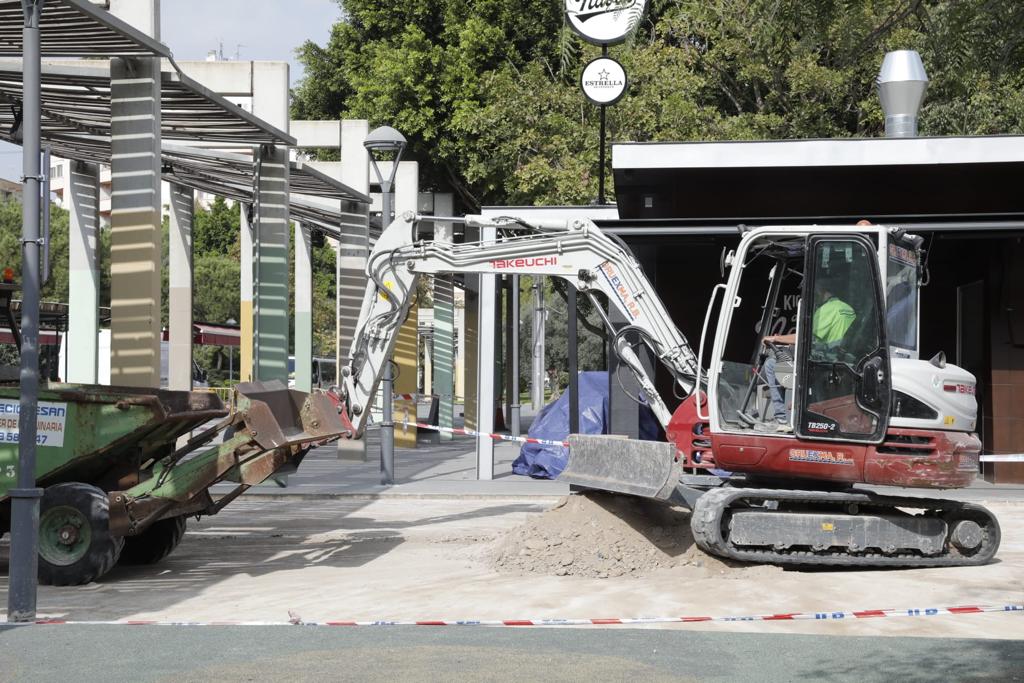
[337,212,999,568]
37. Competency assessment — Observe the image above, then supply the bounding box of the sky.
[0,0,341,181]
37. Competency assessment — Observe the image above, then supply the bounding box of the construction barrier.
[397,420,568,448]
[18,602,1023,627]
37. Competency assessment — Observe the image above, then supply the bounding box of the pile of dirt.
[492,492,741,579]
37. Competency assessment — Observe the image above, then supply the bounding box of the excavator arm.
[339,212,699,437]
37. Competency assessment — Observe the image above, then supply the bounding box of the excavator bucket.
[560,435,683,502]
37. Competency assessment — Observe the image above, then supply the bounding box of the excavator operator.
[761,281,857,431]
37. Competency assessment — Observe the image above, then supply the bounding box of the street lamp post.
[8,0,45,624]
[364,126,407,486]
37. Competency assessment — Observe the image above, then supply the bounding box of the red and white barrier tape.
[18,603,1023,627]
[392,392,455,402]
[397,421,567,447]
[980,454,1024,462]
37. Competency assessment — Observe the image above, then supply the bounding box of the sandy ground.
[1,495,1022,639]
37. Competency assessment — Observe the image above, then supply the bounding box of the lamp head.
[363,125,407,156]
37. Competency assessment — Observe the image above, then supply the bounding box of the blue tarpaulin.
[512,371,660,479]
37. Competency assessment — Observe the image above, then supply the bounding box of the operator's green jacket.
[813,297,856,345]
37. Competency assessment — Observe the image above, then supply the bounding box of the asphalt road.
[1,625,1021,682]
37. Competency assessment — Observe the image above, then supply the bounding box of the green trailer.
[0,380,347,585]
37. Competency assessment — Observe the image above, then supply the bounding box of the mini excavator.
[336,213,998,568]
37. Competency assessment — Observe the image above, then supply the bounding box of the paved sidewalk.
[217,405,570,498]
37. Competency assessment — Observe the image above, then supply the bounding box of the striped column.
[253,144,290,382]
[432,194,455,440]
[392,161,420,449]
[65,160,100,384]
[168,183,193,391]
[293,221,313,392]
[239,203,254,382]
[336,120,370,461]
[109,57,161,388]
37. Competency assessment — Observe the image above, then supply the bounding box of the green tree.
[194,195,241,257]
[0,197,77,305]
[296,0,1024,208]
[293,0,565,208]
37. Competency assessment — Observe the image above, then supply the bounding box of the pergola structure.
[0,58,291,148]
[0,12,371,392]
[0,0,169,57]
[159,144,369,236]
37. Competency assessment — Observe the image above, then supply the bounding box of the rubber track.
[690,487,1001,568]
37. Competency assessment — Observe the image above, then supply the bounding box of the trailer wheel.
[119,515,187,565]
[38,483,124,586]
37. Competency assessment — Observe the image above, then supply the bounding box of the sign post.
[564,1,644,432]
[565,0,644,204]
[580,53,627,204]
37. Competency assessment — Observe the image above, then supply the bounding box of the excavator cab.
[794,234,891,442]
[706,228,899,471]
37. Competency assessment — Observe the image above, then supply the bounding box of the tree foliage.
[295,0,1024,209]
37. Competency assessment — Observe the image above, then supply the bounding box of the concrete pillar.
[432,193,455,440]
[337,119,370,460]
[456,301,465,401]
[422,334,433,396]
[247,62,290,384]
[392,161,420,448]
[393,304,418,448]
[65,160,100,384]
[253,144,290,382]
[109,56,161,388]
[475,223,497,480]
[294,221,312,392]
[239,203,254,382]
[109,0,160,39]
[168,183,193,391]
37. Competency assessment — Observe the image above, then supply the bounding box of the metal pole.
[598,105,606,206]
[531,278,545,410]
[380,179,395,484]
[567,285,579,434]
[8,0,45,624]
[598,43,608,206]
[510,275,520,436]
[41,146,49,285]
[503,277,513,429]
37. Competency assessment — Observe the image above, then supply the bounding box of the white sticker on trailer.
[0,399,68,447]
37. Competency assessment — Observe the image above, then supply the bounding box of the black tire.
[118,515,187,566]
[38,482,124,586]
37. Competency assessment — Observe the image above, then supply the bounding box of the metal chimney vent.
[877,50,928,137]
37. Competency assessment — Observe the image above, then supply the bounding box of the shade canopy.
[0,0,171,58]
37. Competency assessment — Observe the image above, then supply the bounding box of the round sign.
[565,0,647,45]
[580,57,627,105]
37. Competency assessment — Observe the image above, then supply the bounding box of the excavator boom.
[340,212,697,436]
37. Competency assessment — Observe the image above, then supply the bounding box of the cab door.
[795,235,891,443]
